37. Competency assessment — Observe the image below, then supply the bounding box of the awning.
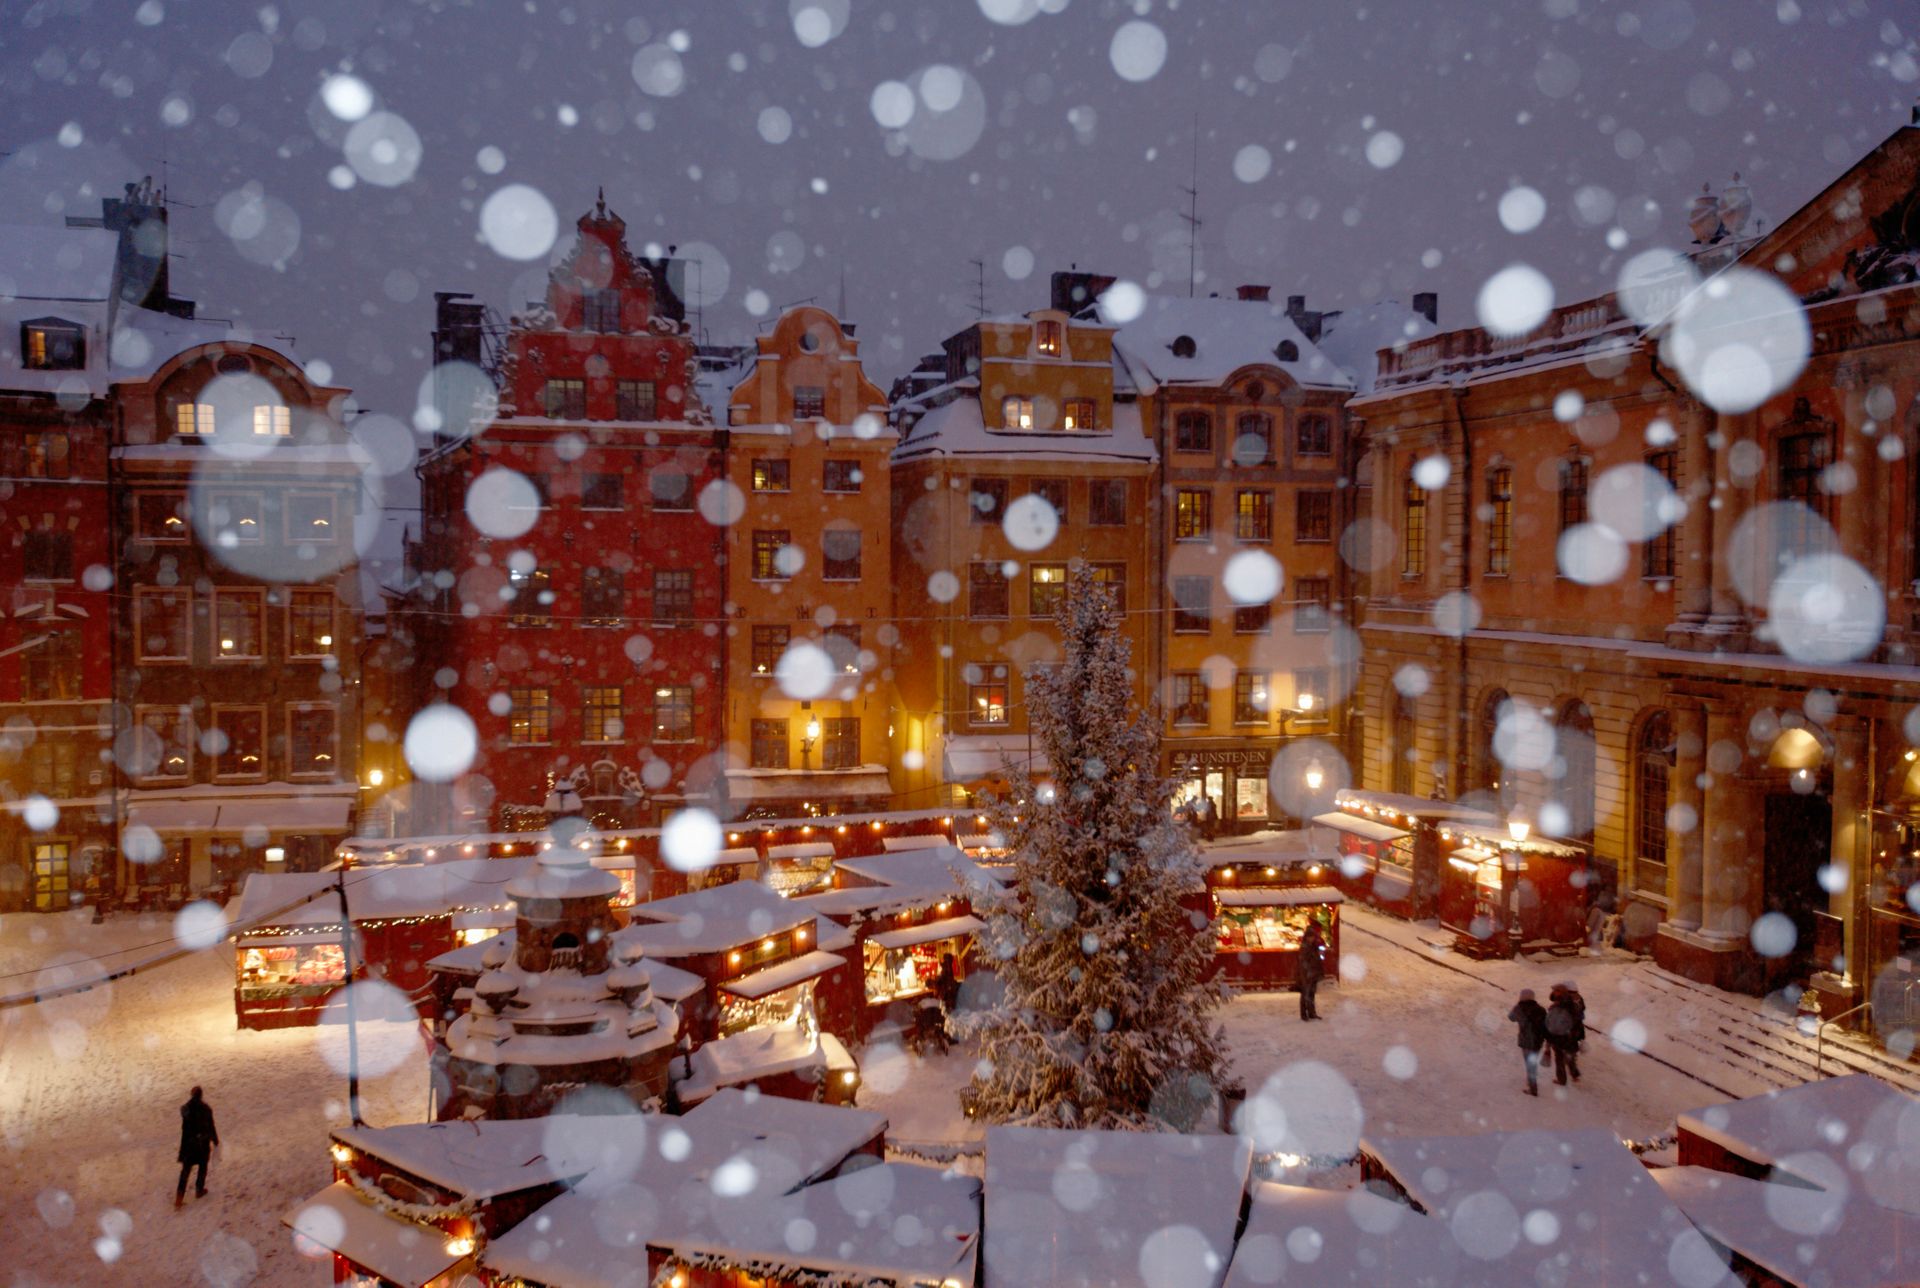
[237,929,349,948]
[882,834,954,852]
[221,796,352,833]
[124,800,219,834]
[283,1182,463,1288]
[768,841,834,861]
[1311,812,1410,843]
[721,950,847,999]
[1331,790,1497,823]
[868,914,986,951]
[1212,885,1345,908]
[943,734,1048,781]
[726,770,894,803]
[957,834,1003,851]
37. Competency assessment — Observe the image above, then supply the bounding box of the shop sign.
[1168,747,1273,773]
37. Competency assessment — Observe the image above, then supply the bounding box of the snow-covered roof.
[832,847,1009,893]
[1223,1181,1459,1287]
[1314,299,1440,395]
[0,223,119,299]
[504,851,624,902]
[283,1181,465,1288]
[1101,294,1353,394]
[331,1114,654,1200]
[1675,1074,1920,1216]
[425,930,706,1002]
[1202,829,1337,865]
[231,858,531,931]
[880,833,956,852]
[983,1127,1253,1288]
[617,879,845,956]
[1212,885,1344,908]
[678,1026,858,1103]
[1652,1165,1920,1288]
[1360,1128,1721,1285]
[893,395,1157,465]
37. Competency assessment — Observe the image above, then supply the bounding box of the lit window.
[25,432,70,480]
[22,320,84,370]
[751,531,791,580]
[290,706,338,776]
[969,663,1010,726]
[1001,396,1035,431]
[1061,399,1096,431]
[653,685,694,742]
[508,566,553,627]
[508,688,552,744]
[286,492,336,543]
[213,591,264,660]
[751,459,790,492]
[288,588,336,658]
[1029,563,1068,618]
[751,625,789,675]
[138,707,193,779]
[252,405,291,436]
[175,403,215,436]
[1174,489,1211,541]
[137,492,190,543]
[583,686,625,743]
[1170,673,1209,726]
[212,707,266,780]
[1035,320,1063,356]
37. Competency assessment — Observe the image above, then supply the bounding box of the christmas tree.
[959,561,1229,1130]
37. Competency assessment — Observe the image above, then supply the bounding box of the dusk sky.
[3,0,1915,432]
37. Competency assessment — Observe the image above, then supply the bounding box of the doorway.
[1764,791,1832,980]
[31,841,71,911]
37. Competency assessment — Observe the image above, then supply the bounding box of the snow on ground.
[1,908,429,1287]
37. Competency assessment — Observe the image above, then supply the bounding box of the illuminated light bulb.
[329,1143,352,1165]
[367,768,384,787]
[1299,692,1316,711]
[443,1235,475,1258]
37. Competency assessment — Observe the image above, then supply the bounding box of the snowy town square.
[6,2,1920,1286]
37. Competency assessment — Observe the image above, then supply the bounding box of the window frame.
[210,704,269,782]
[1643,452,1677,580]
[1233,671,1270,726]
[751,718,790,769]
[969,478,1009,524]
[24,431,70,480]
[1558,457,1590,535]
[1174,410,1213,454]
[969,561,1010,620]
[649,466,693,511]
[823,623,863,674]
[1634,710,1673,898]
[1034,319,1064,356]
[287,587,337,660]
[652,685,695,743]
[1000,396,1035,431]
[1174,488,1212,542]
[252,404,292,437]
[581,566,626,626]
[135,491,191,544]
[507,566,553,628]
[1402,471,1428,579]
[1028,478,1068,524]
[135,587,192,663]
[1486,465,1514,576]
[23,625,83,701]
[581,472,624,511]
[1172,575,1213,634]
[543,378,587,420]
[750,531,792,581]
[1296,413,1332,457]
[583,288,621,333]
[1233,601,1272,635]
[1090,562,1127,614]
[1294,490,1333,543]
[208,491,263,545]
[1294,577,1332,633]
[968,663,1010,727]
[652,569,695,624]
[175,401,215,437]
[211,587,266,663]
[1235,489,1273,543]
[21,319,85,370]
[750,625,790,676]
[822,717,860,770]
[822,459,862,493]
[792,386,827,420]
[21,529,74,583]
[617,380,657,422]
[136,704,193,781]
[1061,398,1096,432]
[821,528,863,582]
[284,490,339,545]
[1088,480,1126,527]
[751,459,791,493]
[1170,672,1210,727]
[287,703,339,779]
[581,685,626,744]
[508,687,553,746]
[1232,412,1274,466]
[1029,562,1069,619]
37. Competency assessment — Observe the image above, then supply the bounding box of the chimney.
[1413,292,1438,325]
[1236,284,1271,302]
[433,292,487,367]
[1284,294,1323,343]
[68,177,193,317]
[1051,269,1118,316]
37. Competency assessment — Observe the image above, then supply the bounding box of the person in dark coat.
[175,1085,219,1206]
[1546,984,1584,1085]
[934,952,961,1015]
[1507,989,1548,1096]
[1296,921,1327,1021]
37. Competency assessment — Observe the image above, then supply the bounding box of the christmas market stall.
[763,839,836,896]
[229,858,529,1030]
[1436,821,1588,957]
[1198,832,1344,990]
[1314,790,1497,919]
[1223,1182,1452,1288]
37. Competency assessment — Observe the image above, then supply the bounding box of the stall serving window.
[1212,900,1331,953]
[236,938,346,1001]
[718,980,816,1037]
[765,843,835,896]
[863,932,972,1005]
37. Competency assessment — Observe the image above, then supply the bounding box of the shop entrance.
[31,841,70,911]
[1764,791,1831,978]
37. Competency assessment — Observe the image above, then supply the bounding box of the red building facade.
[414,197,726,832]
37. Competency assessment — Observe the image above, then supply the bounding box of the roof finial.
[595,186,608,218]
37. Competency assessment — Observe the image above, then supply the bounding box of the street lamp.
[1304,762,1325,793]
[366,768,384,788]
[1298,691,1316,712]
[1507,816,1530,844]
[801,712,820,770]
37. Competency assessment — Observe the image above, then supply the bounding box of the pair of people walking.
[1507,983,1586,1095]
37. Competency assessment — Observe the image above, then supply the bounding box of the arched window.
[1634,710,1673,898]
[1558,458,1589,534]
[1475,688,1511,805]
[1401,469,1427,579]
[1486,466,1513,575]
[1391,690,1417,796]
[1552,699,1596,846]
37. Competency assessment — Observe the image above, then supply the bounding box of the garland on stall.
[341,1168,479,1224]
[651,1249,919,1288]
[1621,1130,1678,1156]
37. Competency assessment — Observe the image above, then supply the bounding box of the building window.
[1090,562,1126,613]
[1174,488,1212,541]
[212,707,266,780]
[751,719,789,769]
[25,431,70,480]
[136,588,190,662]
[617,380,656,421]
[286,492,337,544]
[970,562,1010,619]
[213,590,264,660]
[508,688,551,744]
[1474,688,1511,802]
[652,569,694,623]
[1293,668,1330,715]
[1175,411,1212,453]
[752,459,790,492]
[175,402,215,436]
[1061,399,1096,431]
[1028,478,1067,523]
[969,478,1009,524]
[23,626,82,701]
[581,473,623,511]
[1035,320,1063,356]
[1777,428,1832,546]
[1295,490,1333,543]
[823,459,862,492]
[652,685,694,742]
[288,588,336,658]
[1559,458,1590,534]
[289,705,338,777]
[650,466,692,510]
[1487,466,1514,575]
[1088,480,1126,527]
[1232,413,1273,465]
[508,566,552,627]
[543,379,587,419]
[1644,452,1677,579]
[208,493,262,545]
[136,492,190,543]
[823,623,862,674]
[22,530,73,582]
[1236,490,1273,542]
[1294,578,1331,633]
[252,405,291,437]
[1402,471,1427,578]
[1028,563,1068,618]
[822,717,860,769]
[1233,672,1269,724]
[139,706,192,779]
[27,741,79,800]
[1296,414,1332,457]
[751,531,791,581]
[1635,710,1673,897]
[792,387,827,420]
[822,529,862,580]
[1391,692,1417,796]
[1170,672,1209,727]
[751,625,789,676]
[21,320,84,370]
[582,567,625,625]
[583,686,625,743]
[1173,576,1212,633]
[968,663,1009,726]
[1001,396,1035,431]
[584,289,620,333]
[1234,601,1272,635]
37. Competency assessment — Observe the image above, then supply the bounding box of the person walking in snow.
[1507,989,1548,1096]
[174,1085,219,1206]
[1546,985,1582,1085]
[1296,920,1327,1021]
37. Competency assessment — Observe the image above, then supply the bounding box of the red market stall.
[1437,822,1589,956]
[1315,791,1498,919]
[1199,834,1344,989]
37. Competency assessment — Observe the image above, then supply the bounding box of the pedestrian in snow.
[1507,989,1548,1096]
[1546,985,1583,1085]
[175,1085,219,1206]
[1198,797,1219,841]
[934,952,961,1015]
[1296,920,1327,1021]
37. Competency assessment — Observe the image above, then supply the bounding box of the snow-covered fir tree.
[959,561,1229,1130]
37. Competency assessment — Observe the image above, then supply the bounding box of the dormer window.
[1001,396,1035,430]
[1275,340,1299,362]
[1171,335,1197,359]
[584,289,620,333]
[21,319,84,370]
[1035,320,1063,356]
[252,405,291,436]
[176,402,215,436]
[1062,399,1096,431]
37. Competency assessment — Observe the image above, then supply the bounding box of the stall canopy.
[1212,886,1344,908]
[1332,790,1498,823]
[720,949,848,999]
[1310,812,1409,843]
[868,914,986,950]
[767,841,836,861]
[282,1182,463,1288]
[1446,823,1586,857]
[125,790,353,835]
[230,859,531,935]
[881,834,955,852]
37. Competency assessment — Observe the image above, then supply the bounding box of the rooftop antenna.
[1178,114,1202,298]
[969,257,987,318]
[836,264,849,320]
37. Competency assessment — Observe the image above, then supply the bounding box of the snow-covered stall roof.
[867,913,986,950]
[330,1114,655,1200]
[1223,1181,1464,1287]
[943,732,1050,780]
[1212,885,1344,908]
[718,949,847,998]
[1331,790,1498,823]
[880,833,956,852]
[677,1027,858,1105]
[1100,293,1353,393]
[892,394,1158,465]
[1310,812,1410,844]
[425,931,706,1002]
[230,859,531,932]
[983,1127,1253,1288]
[1675,1073,1920,1216]
[1203,829,1337,866]
[766,840,835,861]
[833,846,1009,892]
[1651,1165,1920,1288]
[1360,1128,1728,1285]
[617,879,817,955]
[282,1181,465,1288]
